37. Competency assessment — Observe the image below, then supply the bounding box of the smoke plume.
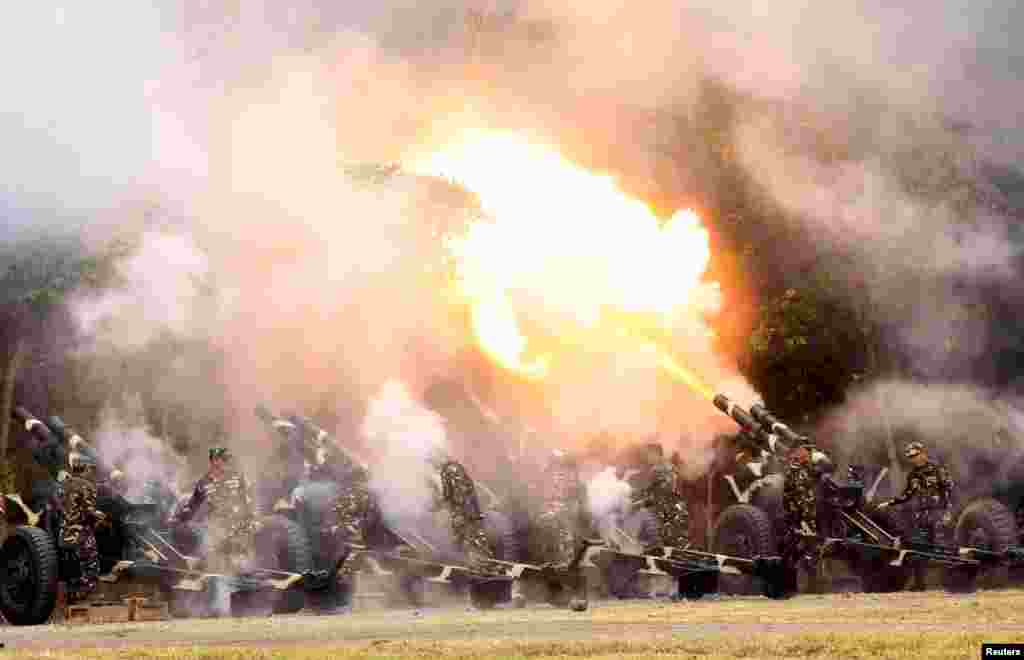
[70,230,213,352]
[585,466,632,539]
[361,380,448,529]
[91,398,189,500]
[822,380,1024,500]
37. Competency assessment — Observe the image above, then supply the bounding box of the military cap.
[903,441,924,458]
[209,446,232,460]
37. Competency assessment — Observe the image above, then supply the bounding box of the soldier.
[292,416,375,611]
[780,443,827,580]
[533,449,583,567]
[175,447,258,615]
[427,446,495,571]
[878,441,955,590]
[631,443,689,549]
[46,416,103,604]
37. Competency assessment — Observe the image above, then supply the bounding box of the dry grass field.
[2,589,1023,659]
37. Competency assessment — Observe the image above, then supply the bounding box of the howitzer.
[713,395,796,456]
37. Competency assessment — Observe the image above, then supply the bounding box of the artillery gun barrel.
[750,404,808,446]
[713,395,759,432]
[712,394,792,455]
[293,415,370,472]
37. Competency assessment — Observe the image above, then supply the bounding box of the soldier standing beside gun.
[534,449,583,567]
[12,408,103,604]
[175,447,259,615]
[878,441,955,590]
[37,414,103,604]
[288,414,373,549]
[292,415,374,606]
[427,446,495,571]
[781,443,828,579]
[631,443,689,549]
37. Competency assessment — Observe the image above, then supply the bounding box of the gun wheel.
[950,497,1017,591]
[712,504,776,595]
[955,498,1017,555]
[0,526,59,626]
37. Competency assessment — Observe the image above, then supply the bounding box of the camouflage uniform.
[534,452,582,566]
[177,464,257,574]
[435,458,494,570]
[32,416,101,603]
[308,445,373,579]
[884,446,955,547]
[781,448,821,570]
[632,462,689,548]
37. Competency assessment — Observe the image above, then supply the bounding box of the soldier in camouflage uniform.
[428,447,494,571]
[14,410,102,604]
[878,441,955,590]
[294,418,374,564]
[533,449,583,567]
[780,444,825,575]
[631,443,689,549]
[291,417,372,548]
[46,416,103,604]
[176,447,259,573]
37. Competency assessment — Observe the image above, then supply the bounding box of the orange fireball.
[408,130,712,388]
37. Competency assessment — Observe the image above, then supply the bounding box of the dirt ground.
[2,588,1023,652]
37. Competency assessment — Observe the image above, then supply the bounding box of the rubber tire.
[712,504,776,596]
[484,510,524,562]
[950,497,1018,592]
[0,526,59,626]
[955,498,1017,554]
[255,514,314,614]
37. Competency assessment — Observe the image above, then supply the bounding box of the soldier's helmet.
[903,441,925,459]
[209,446,232,461]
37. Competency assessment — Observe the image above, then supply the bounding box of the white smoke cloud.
[361,380,448,526]
[91,401,189,500]
[585,466,632,538]
[70,230,212,351]
[822,379,1024,499]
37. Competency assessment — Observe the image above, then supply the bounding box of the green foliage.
[739,274,869,421]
